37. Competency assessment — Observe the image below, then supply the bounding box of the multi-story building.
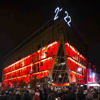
[2,8,88,88]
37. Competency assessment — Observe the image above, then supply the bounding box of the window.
[82,59,83,65]
[37,63,39,72]
[38,67,39,72]
[78,55,80,62]
[41,62,43,66]
[51,51,53,55]
[46,65,48,69]
[38,63,39,67]
[18,71,20,76]
[34,65,36,72]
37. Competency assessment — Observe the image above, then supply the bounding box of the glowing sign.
[54,7,71,26]
[54,7,62,20]
[64,11,71,26]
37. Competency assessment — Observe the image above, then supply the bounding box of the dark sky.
[0,0,100,82]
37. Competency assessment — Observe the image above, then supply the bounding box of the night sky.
[0,0,100,82]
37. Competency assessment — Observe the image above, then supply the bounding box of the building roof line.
[3,17,54,60]
[3,18,88,60]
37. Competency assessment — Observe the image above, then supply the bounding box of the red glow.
[65,42,87,84]
[3,41,59,85]
[3,41,87,86]
[52,83,70,86]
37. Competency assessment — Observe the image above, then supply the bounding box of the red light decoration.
[3,41,59,85]
[65,42,87,84]
[52,83,70,86]
[3,41,87,86]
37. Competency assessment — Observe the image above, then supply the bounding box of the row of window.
[70,72,86,84]
[65,43,87,67]
[3,59,53,80]
[4,71,50,83]
[3,41,58,74]
[67,59,87,75]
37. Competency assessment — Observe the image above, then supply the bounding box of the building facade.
[2,17,88,88]
[87,63,97,88]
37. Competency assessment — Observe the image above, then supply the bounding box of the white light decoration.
[80,85,83,87]
[28,86,30,88]
[89,84,99,87]
[54,7,72,27]
[78,68,81,72]
[64,11,71,26]
[47,43,53,48]
[54,7,62,20]
[61,62,65,65]
[41,53,45,59]
[92,73,95,82]
[92,73,95,77]
[22,62,24,67]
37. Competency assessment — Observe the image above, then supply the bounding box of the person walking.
[47,93,55,100]
[15,91,21,100]
[29,90,35,100]
[6,91,15,100]
[77,89,85,100]
[92,89,99,100]
[22,90,31,100]
[39,90,44,100]
[61,94,68,100]
[86,94,93,100]
[33,95,40,100]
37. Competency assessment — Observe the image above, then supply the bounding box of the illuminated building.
[2,16,88,88]
[87,63,97,88]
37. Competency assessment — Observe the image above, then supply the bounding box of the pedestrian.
[15,91,21,100]
[61,94,68,100]
[0,89,5,95]
[33,94,40,100]
[67,91,76,100]
[47,93,55,100]
[86,94,93,100]
[29,90,35,100]
[54,88,58,99]
[43,88,47,100]
[6,91,15,100]
[77,88,85,100]
[22,90,31,100]
[92,89,99,100]
[58,88,65,98]
[39,90,45,100]
[98,92,100,100]
[83,90,88,98]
